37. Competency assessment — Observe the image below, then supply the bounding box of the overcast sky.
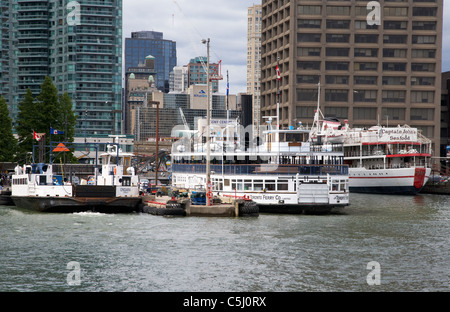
[123,0,450,94]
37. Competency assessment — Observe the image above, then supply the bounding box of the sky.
[123,0,450,95]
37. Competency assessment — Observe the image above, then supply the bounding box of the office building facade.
[261,0,443,152]
[124,31,177,93]
[247,4,262,132]
[2,0,123,137]
[187,57,220,93]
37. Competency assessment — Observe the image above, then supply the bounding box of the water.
[0,193,448,292]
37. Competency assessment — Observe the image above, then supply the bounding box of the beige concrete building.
[247,4,263,131]
[261,0,443,153]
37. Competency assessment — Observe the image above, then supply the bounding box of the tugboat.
[10,145,142,213]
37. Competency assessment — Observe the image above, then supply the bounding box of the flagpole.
[50,125,52,164]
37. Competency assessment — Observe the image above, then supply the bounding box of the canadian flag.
[33,131,45,142]
[276,65,281,80]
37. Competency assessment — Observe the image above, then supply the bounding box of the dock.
[142,195,259,217]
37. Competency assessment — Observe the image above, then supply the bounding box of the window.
[382,90,406,103]
[297,61,321,70]
[354,90,377,102]
[355,62,378,71]
[297,75,320,84]
[416,126,434,138]
[411,63,436,72]
[412,7,437,16]
[354,107,377,120]
[411,91,435,103]
[381,108,406,121]
[326,61,349,71]
[326,20,350,29]
[297,89,318,102]
[298,33,321,42]
[297,47,321,56]
[384,21,407,30]
[326,6,350,15]
[326,75,349,84]
[355,34,379,43]
[384,7,408,16]
[298,5,321,15]
[326,48,349,57]
[355,20,379,29]
[383,62,407,71]
[382,76,406,85]
[412,35,436,44]
[298,19,321,28]
[354,48,378,57]
[411,77,435,86]
[354,76,378,85]
[324,107,348,119]
[325,89,348,102]
[326,34,349,43]
[411,109,434,121]
[412,21,437,30]
[383,49,407,58]
[412,49,436,58]
[296,106,317,118]
[383,35,407,44]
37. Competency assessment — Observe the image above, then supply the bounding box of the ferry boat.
[170,119,350,214]
[309,109,432,195]
[10,145,142,213]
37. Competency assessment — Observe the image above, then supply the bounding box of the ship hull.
[11,196,143,213]
[349,167,430,195]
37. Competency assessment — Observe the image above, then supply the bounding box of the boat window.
[122,177,131,186]
[265,180,276,191]
[254,180,263,191]
[224,179,230,187]
[277,180,289,191]
[244,180,252,191]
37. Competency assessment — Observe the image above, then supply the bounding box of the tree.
[0,96,17,162]
[15,78,78,164]
[15,88,36,164]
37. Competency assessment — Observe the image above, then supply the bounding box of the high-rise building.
[170,66,189,93]
[2,0,123,137]
[247,4,262,132]
[187,56,220,93]
[124,31,177,93]
[261,0,443,153]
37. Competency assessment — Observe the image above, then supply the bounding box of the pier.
[142,195,259,217]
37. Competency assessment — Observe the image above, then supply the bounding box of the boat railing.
[172,164,349,176]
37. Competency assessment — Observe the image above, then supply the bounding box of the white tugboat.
[11,145,142,213]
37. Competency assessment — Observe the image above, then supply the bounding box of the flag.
[226,82,229,96]
[276,65,281,80]
[33,131,45,141]
[50,127,64,135]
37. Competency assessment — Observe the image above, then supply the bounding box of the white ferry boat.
[11,145,142,213]
[309,109,432,195]
[171,120,350,214]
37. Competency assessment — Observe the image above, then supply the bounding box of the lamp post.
[202,38,212,206]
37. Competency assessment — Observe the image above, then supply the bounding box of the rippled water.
[0,193,448,292]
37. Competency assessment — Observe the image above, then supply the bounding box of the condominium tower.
[2,0,123,137]
[261,0,443,152]
[247,4,262,132]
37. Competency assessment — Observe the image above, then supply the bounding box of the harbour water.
[0,193,448,292]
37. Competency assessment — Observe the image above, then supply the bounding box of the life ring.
[114,167,117,175]
[207,192,213,198]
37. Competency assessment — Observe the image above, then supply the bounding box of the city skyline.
[123,0,450,95]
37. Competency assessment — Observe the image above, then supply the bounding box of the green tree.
[52,92,78,163]
[15,88,36,164]
[0,96,17,162]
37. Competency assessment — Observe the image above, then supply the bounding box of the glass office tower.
[125,31,177,93]
[3,0,123,137]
